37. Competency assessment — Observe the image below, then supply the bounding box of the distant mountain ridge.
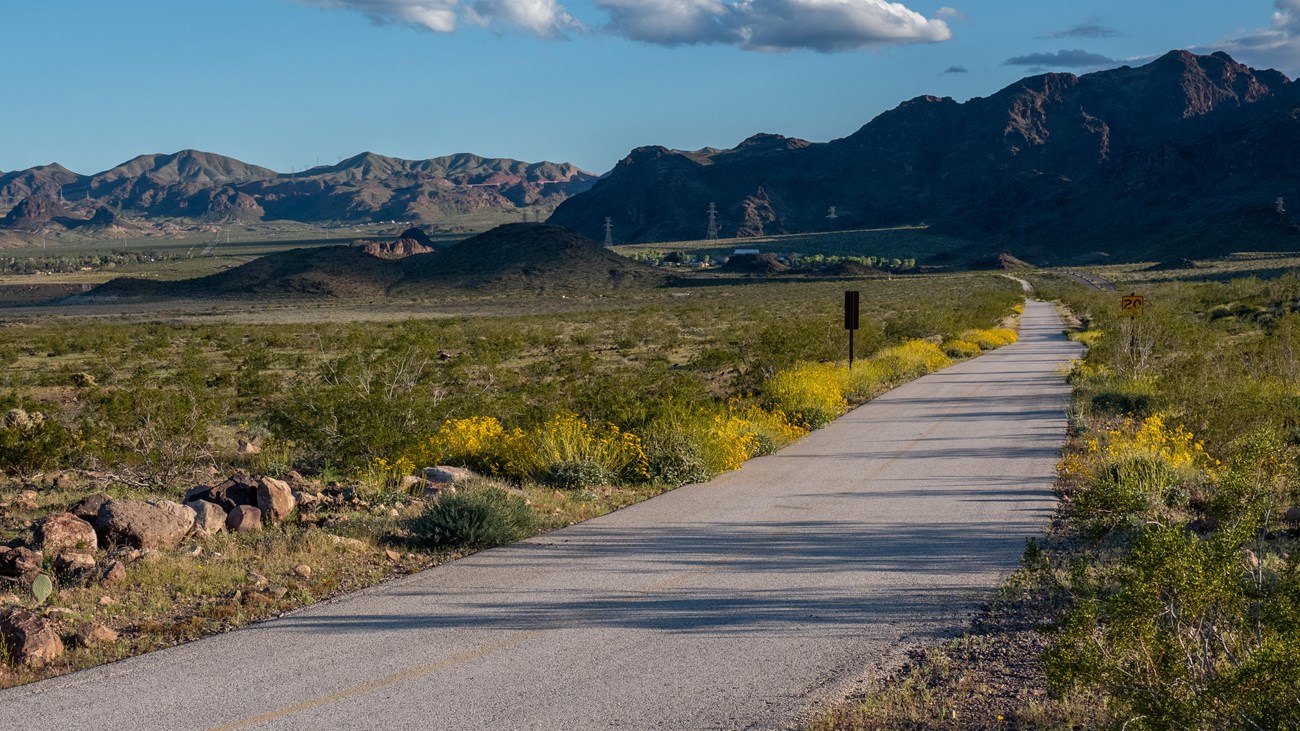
[0,150,597,230]
[549,50,1300,261]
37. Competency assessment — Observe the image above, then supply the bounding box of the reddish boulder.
[0,609,64,667]
[34,512,98,554]
[226,505,262,533]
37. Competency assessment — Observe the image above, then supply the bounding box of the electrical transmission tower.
[706,202,720,241]
[603,217,613,246]
[826,206,837,220]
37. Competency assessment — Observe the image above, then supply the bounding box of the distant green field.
[613,226,978,263]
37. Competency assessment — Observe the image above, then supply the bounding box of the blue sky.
[3,1,1297,175]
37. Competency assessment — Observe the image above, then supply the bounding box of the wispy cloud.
[942,65,968,74]
[1205,0,1300,73]
[1003,49,1116,69]
[295,0,954,52]
[1046,22,1121,40]
[295,0,578,36]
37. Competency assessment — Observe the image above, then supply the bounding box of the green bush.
[1073,455,1181,532]
[412,487,537,549]
[0,410,74,476]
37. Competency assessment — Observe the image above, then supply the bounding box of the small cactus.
[31,574,53,604]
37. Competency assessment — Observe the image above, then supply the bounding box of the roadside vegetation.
[815,269,1300,730]
[0,272,1021,687]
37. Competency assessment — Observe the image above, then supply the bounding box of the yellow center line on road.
[205,631,540,731]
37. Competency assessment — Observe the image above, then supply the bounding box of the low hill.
[84,224,663,301]
[398,223,666,291]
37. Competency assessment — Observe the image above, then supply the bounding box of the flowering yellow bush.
[1086,413,1220,476]
[709,414,762,472]
[764,362,847,428]
[962,328,1019,351]
[943,339,982,358]
[416,416,526,476]
[730,403,808,454]
[414,413,648,482]
[872,340,953,382]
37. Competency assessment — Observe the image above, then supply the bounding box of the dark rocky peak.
[1,195,69,228]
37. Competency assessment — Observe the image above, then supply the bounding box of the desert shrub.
[763,362,847,429]
[83,377,225,486]
[543,460,613,489]
[639,401,761,485]
[1087,379,1158,417]
[0,409,74,476]
[520,413,648,482]
[942,339,982,358]
[412,487,537,549]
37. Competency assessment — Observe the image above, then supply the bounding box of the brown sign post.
[844,290,861,369]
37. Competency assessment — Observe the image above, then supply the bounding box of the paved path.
[0,300,1081,731]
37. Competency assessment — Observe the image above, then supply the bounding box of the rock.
[182,545,203,558]
[182,484,213,503]
[385,549,401,562]
[147,499,196,532]
[422,484,456,499]
[256,477,295,524]
[0,594,20,606]
[329,535,366,551]
[185,500,227,536]
[398,475,424,493]
[137,549,162,564]
[237,438,261,456]
[423,466,476,484]
[100,561,126,584]
[75,622,118,648]
[96,499,194,550]
[226,505,262,533]
[267,586,289,600]
[0,547,43,580]
[16,490,38,510]
[48,472,78,490]
[34,512,98,554]
[203,478,258,511]
[44,607,78,623]
[291,564,311,578]
[53,552,97,583]
[68,493,112,523]
[1285,505,1300,525]
[0,609,64,667]
[246,571,268,588]
[292,490,321,510]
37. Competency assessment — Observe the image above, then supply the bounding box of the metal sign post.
[844,290,860,369]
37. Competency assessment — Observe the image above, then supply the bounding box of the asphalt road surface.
[0,300,1081,731]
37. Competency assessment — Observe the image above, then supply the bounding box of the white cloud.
[465,0,581,37]
[294,0,952,51]
[597,0,951,51]
[297,0,460,32]
[1210,0,1300,72]
[935,7,967,23]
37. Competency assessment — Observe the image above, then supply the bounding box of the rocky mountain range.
[550,50,1300,262]
[0,151,597,231]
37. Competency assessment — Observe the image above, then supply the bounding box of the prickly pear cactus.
[31,574,53,604]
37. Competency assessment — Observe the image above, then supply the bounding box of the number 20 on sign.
[1121,293,1145,318]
